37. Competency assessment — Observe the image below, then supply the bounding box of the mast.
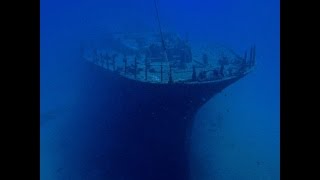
[153,0,168,62]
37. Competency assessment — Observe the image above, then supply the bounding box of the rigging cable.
[153,0,167,56]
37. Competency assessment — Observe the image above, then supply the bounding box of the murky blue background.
[40,0,279,179]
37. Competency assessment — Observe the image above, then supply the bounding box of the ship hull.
[76,61,247,180]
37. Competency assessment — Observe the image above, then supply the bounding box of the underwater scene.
[40,0,279,179]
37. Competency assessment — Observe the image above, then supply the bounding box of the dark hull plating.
[79,61,247,180]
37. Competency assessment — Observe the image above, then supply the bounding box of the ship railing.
[118,61,234,83]
[90,55,248,83]
[88,45,256,83]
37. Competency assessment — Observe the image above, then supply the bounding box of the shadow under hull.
[77,62,247,180]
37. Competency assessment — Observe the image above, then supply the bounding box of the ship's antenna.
[153,0,168,61]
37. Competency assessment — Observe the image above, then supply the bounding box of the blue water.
[40,0,279,179]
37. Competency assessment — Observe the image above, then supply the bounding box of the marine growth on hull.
[82,32,255,84]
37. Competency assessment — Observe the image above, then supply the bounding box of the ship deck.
[83,44,254,85]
